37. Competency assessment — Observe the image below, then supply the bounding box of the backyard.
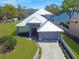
[0,22,37,59]
[62,33,79,59]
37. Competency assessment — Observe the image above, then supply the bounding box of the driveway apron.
[38,42,66,59]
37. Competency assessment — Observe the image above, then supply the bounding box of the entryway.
[32,28,38,36]
[31,28,39,41]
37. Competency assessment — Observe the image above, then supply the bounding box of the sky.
[0,0,63,9]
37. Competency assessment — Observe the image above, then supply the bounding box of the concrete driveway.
[38,42,66,59]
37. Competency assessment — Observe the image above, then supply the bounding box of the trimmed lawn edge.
[38,46,42,59]
[32,40,42,59]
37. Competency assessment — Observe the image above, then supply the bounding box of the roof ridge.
[37,21,48,30]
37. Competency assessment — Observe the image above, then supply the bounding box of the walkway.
[38,42,66,59]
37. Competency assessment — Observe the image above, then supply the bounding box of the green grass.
[0,22,16,37]
[62,33,79,59]
[0,22,37,59]
[0,37,37,59]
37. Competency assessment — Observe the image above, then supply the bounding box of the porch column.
[38,33,42,40]
[29,28,32,37]
[58,32,61,41]
[16,26,19,35]
[27,24,32,37]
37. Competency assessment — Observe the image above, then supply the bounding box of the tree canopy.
[45,4,61,16]
[61,0,79,19]
[3,4,19,19]
[0,4,28,22]
[0,4,19,21]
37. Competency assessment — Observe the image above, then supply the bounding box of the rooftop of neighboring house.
[69,14,79,23]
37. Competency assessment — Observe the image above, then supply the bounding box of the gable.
[27,17,41,23]
[35,9,53,15]
[16,9,53,27]
[38,21,64,32]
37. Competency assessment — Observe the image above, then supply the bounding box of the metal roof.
[16,9,54,27]
[16,13,47,26]
[35,9,53,15]
[37,21,64,32]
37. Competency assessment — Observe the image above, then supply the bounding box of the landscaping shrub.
[0,36,17,54]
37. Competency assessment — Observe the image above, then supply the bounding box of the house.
[16,9,64,41]
[53,12,77,22]
[53,12,69,22]
[69,14,79,38]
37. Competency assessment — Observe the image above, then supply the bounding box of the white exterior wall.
[69,21,79,38]
[18,26,28,33]
[38,32,60,41]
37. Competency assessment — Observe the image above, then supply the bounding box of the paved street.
[38,42,66,59]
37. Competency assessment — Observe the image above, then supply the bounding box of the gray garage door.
[38,32,60,41]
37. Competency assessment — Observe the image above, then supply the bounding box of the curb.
[32,40,40,59]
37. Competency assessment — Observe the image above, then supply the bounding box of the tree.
[45,4,61,16]
[3,4,19,21]
[18,4,28,20]
[0,4,28,22]
[61,0,79,19]
[0,7,4,21]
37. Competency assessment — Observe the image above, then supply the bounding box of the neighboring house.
[53,12,77,22]
[13,18,18,22]
[16,9,64,41]
[53,13,69,22]
[69,14,79,38]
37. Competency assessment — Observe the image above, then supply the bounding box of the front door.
[32,28,38,36]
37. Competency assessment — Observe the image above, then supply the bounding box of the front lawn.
[0,22,16,37]
[0,37,37,59]
[62,33,79,59]
[0,22,37,59]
